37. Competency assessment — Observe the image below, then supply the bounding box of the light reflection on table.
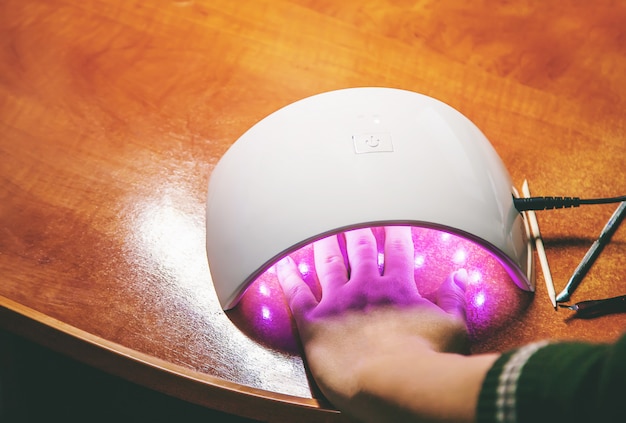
[123,188,315,397]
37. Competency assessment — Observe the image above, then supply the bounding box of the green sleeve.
[476,333,626,423]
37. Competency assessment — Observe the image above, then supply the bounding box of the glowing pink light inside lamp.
[230,225,532,354]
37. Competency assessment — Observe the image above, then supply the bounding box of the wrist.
[352,350,498,423]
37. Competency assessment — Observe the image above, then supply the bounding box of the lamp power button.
[353,133,394,154]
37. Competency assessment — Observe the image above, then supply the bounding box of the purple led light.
[229,225,532,353]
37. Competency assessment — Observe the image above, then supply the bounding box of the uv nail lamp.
[206,87,534,310]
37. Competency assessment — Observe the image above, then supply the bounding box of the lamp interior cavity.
[227,224,532,354]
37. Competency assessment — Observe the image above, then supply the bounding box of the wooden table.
[1,1,625,421]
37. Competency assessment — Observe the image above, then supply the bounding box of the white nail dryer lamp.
[206,87,534,310]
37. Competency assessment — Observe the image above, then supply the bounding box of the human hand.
[276,226,470,416]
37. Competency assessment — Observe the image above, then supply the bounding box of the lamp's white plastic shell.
[206,87,533,310]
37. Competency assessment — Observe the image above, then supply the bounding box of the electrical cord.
[513,195,626,212]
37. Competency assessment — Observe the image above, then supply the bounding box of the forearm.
[346,347,499,423]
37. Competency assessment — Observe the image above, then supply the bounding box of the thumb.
[436,269,468,322]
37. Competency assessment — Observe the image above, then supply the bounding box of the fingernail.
[277,255,293,270]
[453,269,468,291]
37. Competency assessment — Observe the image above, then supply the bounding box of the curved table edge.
[0,295,349,423]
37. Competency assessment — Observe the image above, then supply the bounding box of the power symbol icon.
[365,135,380,147]
[353,132,394,154]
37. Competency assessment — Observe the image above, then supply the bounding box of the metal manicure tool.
[559,294,626,318]
[556,201,626,303]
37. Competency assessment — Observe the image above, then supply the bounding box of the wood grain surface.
[1,1,625,421]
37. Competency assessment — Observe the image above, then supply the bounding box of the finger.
[344,227,380,280]
[382,226,415,281]
[436,269,468,322]
[313,234,348,292]
[276,256,318,320]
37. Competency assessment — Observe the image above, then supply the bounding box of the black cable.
[513,195,626,212]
